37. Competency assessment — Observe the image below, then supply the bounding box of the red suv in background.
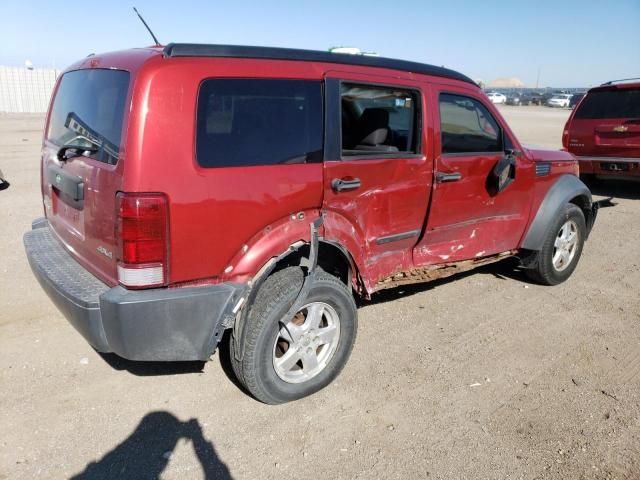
[564,79,640,182]
[24,43,598,404]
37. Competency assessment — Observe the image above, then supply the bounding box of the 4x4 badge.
[613,125,628,133]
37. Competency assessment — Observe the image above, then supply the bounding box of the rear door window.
[439,93,503,154]
[47,69,130,165]
[340,84,420,156]
[196,79,323,167]
[575,88,640,119]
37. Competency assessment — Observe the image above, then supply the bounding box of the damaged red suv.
[564,79,640,181]
[25,43,598,404]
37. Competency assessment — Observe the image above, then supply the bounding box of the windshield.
[575,88,640,119]
[47,69,130,165]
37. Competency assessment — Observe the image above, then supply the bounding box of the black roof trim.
[163,43,475,85]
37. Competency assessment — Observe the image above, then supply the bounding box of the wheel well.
[270,241,352,288]
[317,242,351,286]
[569,194,594,228]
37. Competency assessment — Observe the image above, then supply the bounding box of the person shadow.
[71,411,232,480]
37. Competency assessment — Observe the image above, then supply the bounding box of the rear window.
[574,88,640,119]
[47,69,130,165]
[196,79,323,167]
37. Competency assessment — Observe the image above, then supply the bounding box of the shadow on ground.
[98,353,205,376]
[96,258,535,392]
[589,179,640,201]
[71,411,232,480]
[98,339,254,400]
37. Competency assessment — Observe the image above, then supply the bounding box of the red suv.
[24,43,598,404]
[563,79,640,181]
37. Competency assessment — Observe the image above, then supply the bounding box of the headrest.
[358,108,389,146]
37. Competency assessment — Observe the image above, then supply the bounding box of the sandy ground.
[1,106,639,480]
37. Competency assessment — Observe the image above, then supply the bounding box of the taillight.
[562,121,570,149]
[115,192,169,288]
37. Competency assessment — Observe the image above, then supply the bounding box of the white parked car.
[547,94,572,108]
[485,92,507,104]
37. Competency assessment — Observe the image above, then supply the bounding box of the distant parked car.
[564,79,640,182]
[569,93,585,109]
[528,92,545,105]
[547,94,573,108]
[541,92,558,105]
[506,92,533,106]
[486,91,507,104]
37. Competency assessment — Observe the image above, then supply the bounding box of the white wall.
[0,66,60,113]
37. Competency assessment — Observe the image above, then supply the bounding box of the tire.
[230,267,358,404]
[525,203,586,286]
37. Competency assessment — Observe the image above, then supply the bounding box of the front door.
[414,88,533,265]
[321,75,431,287]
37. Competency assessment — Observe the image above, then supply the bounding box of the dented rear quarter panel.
[124,55,331,284]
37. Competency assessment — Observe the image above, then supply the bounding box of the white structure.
[0,66,60,113]
[488,77,525,88]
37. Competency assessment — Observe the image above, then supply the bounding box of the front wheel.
[230,267,358,404]
[525,204,586,285]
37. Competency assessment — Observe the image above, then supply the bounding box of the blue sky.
[1,0,638,87]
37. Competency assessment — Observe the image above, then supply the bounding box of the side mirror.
[490,152,517,195]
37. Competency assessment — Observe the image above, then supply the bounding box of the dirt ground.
[1,106,639,480]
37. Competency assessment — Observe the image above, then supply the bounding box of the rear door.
[569,86,640,158]
[42,68,130,284]
[414,87,532,264]
[321,75,432,284]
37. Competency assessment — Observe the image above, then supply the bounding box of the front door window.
[439,93,502,155]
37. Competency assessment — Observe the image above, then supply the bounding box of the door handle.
[435,172,462,183]
[331,177,361,192]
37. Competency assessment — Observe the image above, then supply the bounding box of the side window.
[196,79,323,168]
[439,93,503,154]
[341,83,420,156]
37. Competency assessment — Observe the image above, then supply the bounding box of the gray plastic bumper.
[23,220,245,361]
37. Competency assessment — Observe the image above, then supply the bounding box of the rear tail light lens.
[115,192,169,288]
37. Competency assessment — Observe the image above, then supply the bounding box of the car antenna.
[133,7,161,46]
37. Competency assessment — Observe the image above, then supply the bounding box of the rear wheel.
[230,267,357,404]
[525,204,586,285]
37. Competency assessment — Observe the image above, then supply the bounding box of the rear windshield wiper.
[57,143,99,161]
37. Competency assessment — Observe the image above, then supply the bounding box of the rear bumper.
[577,156,640,178]
[24,220,246,361]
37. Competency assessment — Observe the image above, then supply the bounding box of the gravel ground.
[1,106,639,480]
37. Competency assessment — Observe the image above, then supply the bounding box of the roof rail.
[600,77,640,86]
[163,43,476,85]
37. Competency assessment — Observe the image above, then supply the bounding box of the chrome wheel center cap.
[273,302,342,384]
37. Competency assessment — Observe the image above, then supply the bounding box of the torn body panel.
[375,250,516,292]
